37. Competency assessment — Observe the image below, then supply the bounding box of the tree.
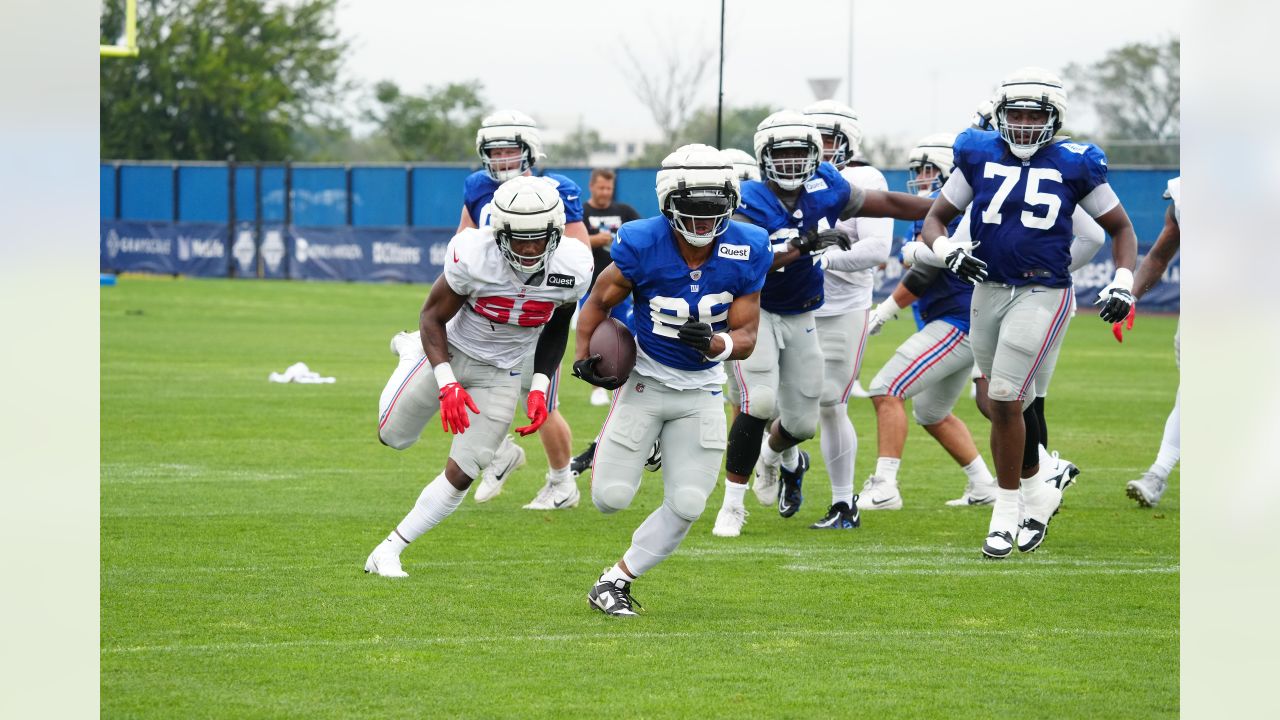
[618,31,716,150]
[627,104,776,167]
[363,81,489,162]
[1064,38,1179,165]
[100,0,349,160]
[548,118,610,164]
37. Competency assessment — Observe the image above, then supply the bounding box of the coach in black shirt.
[582,168,641,289]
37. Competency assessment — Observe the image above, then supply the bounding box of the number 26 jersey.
[612,216,771,391]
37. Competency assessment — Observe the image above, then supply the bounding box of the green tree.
[548,118,610,164]
[627,104,776,166]
[1064,38,1180,165]
[100,0,349,160]
[363,81,489,162]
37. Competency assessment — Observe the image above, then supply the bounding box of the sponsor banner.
[101,220,228,277]
[868,237,1179,314]
[288,225,454,282]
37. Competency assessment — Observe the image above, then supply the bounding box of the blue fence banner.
[288,226,454,282]
[101,220,227,276]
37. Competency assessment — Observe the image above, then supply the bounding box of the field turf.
[101,277,1179,718]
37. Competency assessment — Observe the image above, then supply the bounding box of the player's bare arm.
[920,195,963,247]
[575,263,633,361]
[848,188,934,221]
[419,277,468,367]
[1096,204,1139,273]
[714,291,762,361]
[457,205,477,233]
[564,220,591,248]
[1132,204,1180,300]
[733,213,805,271]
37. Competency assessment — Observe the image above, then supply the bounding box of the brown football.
[587,318,637,384]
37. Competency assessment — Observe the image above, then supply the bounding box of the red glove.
[1111,305,1136,343]
[515,390,548,436]
[438,382,479,434]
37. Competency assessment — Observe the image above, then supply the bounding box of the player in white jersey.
[394,111,591,509]
[573,145,770,616]
[364,176,593,578]
[1124,177,1181,507]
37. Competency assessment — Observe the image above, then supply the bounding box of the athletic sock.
[548,464,572,486]
[819,405,857,507]
[1149,389,1180,478]
[723,479,747,509]
[962,456,995,486]
[394,473,467,544]
[600,563,635,584]
[875,457,901,485]
[780,445,799,472]
[989,488,1021,535]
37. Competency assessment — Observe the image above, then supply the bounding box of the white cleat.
[589,387,611,406]
[712,504,748,537]
[1126,471,1167,508]
[390,330,424,359]
[474,434,526,503]
[856,475,903,510]
[945,479,998,506]
[364,542,409,578]
[523,476,580,510]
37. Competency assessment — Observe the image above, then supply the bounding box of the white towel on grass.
[268,362,335,384]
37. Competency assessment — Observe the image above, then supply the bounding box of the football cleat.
[589,387,611,406]
[981,530,1014,559]
[587,573,642,617]
[1016,518,1049,553]
[809,500,860,529]
[523,475,580,510]
[474,434,526,503]
[363,542,409,578]
[712,504,749,537]
[753,454,781,506]
[945,479,998,507]
[856,475,903,511]
[570,441,598,477]
[645,439,663,472]
[1044,452,1080,493]
[777,450,809,518]
[1126,471,1168,508]
[389,330,423,358]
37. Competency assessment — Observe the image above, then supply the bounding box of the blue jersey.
[612,217,770,380]
[910,191,971,332]
[462,171,585,228]
[953,128,1108,287]
[737,162,850,314]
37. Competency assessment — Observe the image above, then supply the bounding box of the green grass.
[102,277,1179,718]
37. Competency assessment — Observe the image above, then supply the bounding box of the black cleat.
[587,574,642,617]
[570,441,598,477]
[982,530,1014,559]
[777,450,809,518]
[644,438,663,472]
[809,499,860,529]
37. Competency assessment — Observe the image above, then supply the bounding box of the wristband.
[1110,267,1134,292]
[433,362,457,389]
[705,332,733,362]
[931,235,958,258]
[530,372,551,395]
[876,296,901,321]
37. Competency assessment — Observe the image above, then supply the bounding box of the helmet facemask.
[907,162,944,195]
[496,223,560,274]
[480,139,532,182]
[665,183,735,248]
[996,101,1057,160]
[762,139,820,191]
[818,127,851,169]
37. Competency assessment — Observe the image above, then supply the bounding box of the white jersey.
[1165,177,1181,224]
[442,228,592,369]
[818,165,894,315]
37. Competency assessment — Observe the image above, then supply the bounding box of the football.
[587,317,637,384]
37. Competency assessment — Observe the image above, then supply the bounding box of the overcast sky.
[335,0,1184,146]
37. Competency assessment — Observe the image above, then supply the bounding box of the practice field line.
[102,625,1178,656]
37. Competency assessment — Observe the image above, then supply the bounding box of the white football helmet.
[489,176,565,273]
[753,111,823,191]
[906,133,956,195]
[972,99,996,131]
[720,148,760,183]
[656,144,739,247]
[475,110,545,182]
[992,67,1067,160]
[802,100,862,169]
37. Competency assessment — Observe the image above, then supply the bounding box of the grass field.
[101,277,1179,718]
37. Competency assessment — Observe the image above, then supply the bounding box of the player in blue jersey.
[920,68,1138,558]
[391,110,593,511]
[711,110,934,536]
[571,145,770,616]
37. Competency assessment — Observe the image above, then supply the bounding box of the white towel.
[269,362,336,384]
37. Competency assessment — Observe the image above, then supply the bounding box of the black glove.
[1095,287,1135,324]
[677,320,714,353]
[943,247,988,285]
[572,354,622,390]
[790,228,851,254]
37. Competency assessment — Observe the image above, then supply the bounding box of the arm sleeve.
[532,303,574,378]
[901,264,942,296]
[826,216,893,271]
[1078,182,1120,218]
[940,169,974,210]
[1068,205,1106,272]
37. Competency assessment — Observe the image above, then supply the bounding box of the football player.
[365,176,593,578]
[711,110,933,537]
[572,145,770,616]
[1124,176,1181,507]
[920,68,1138,558]
[393,111,590,509]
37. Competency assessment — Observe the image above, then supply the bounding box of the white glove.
[869,297,900,336]
[932,235,987,284]
[900,240,942,268]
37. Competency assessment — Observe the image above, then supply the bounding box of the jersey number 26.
[648,292,733,338]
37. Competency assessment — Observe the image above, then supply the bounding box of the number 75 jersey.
[953,127,1111,288]
[612,216,771,390]
[442,227,593,370]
